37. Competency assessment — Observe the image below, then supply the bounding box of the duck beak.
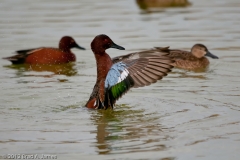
[110,42,125,50]
[75,44,86,50]
[205,51,218,59]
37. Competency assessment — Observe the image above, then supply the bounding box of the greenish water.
[0,0,240,159]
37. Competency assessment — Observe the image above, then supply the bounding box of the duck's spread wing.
[105,49,174,108]
[111,48,174,88]
[112,47,168,64]
[104,62,134,108]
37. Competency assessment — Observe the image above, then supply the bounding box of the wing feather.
[102,48,175,109]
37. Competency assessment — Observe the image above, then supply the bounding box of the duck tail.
[2,55,25,64]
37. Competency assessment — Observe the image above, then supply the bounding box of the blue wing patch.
[104,62,134,108]
[105,62,128,89]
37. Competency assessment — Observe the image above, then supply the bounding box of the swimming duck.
[155,44,218,70]
[3,36,85,65]
[136,0,190,9]
[85,34,174,109]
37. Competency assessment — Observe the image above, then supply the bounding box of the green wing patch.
[105,76,134,108]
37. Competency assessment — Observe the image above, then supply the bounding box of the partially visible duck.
[155,44,218,70]
[3,36,85,65]
[85,34,174,109]
[136,0,190,10]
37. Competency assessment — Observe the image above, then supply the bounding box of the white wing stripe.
[117,68,129,83]
[105,62,128,89]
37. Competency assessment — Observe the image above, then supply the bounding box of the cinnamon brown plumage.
[85,34,174,109]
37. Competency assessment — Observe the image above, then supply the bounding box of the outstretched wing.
[111,48,174,88]
[112,47,170,64]
[104,62,134,108]
[104,48,174,108]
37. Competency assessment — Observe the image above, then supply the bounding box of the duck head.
[59,36,85,52]
[91,34,125,53]
[191,44,218,59]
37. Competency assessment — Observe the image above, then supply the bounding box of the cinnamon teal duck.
[136,0,190,9]
[3,36,85,65]
[85,34,174,109]
[155,44,218,70]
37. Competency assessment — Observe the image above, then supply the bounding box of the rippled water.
[0,0,240,159]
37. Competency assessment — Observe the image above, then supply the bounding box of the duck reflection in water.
[89,104,170,155]
[4,62,78,77]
